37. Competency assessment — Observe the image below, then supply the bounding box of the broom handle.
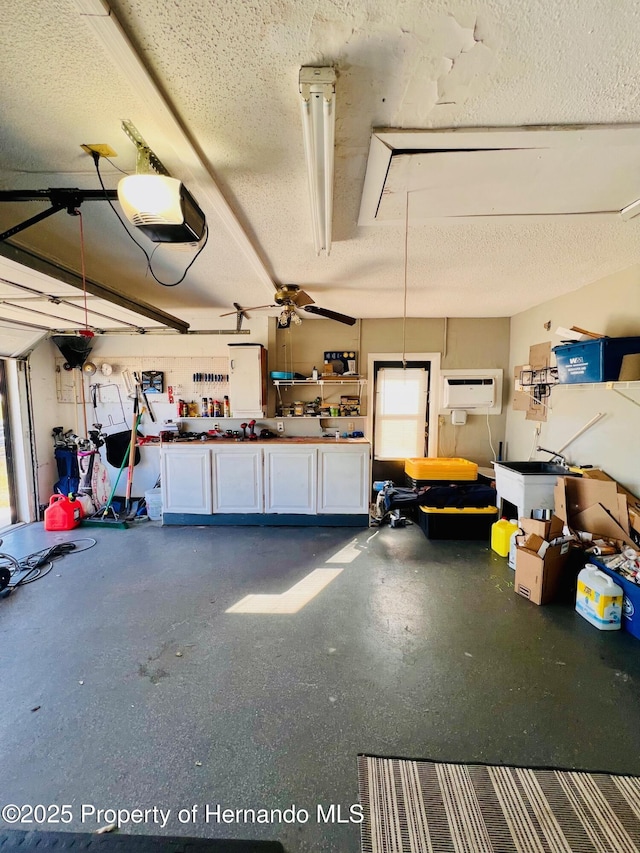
[125,402,144,510]
[102,411,142,516]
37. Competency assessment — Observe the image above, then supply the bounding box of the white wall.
[28,317,271,504]
[505,265,640,495]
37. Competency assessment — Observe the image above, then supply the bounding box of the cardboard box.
[554,477,635,547]
[519,515,564,541]
[521,532,548,556]
[581,469,640,537]
[514,541,572,605]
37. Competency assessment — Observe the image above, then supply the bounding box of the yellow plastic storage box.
[405,457,478,487]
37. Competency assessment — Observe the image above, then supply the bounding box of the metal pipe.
[557,412,605,453]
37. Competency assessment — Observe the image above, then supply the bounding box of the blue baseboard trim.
[162,512,369,527]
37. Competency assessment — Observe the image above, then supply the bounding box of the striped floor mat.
[358,756,640,852]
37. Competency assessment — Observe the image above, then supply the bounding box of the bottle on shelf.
[212,399,221,418]
[312,366,319,381]
[201,397,210,417]
[223,395,231,417]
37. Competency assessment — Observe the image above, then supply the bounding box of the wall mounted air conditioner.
[440,369,503,414]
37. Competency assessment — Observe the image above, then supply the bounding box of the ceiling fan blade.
[220,304,275,317]
[302,305,357,326]
[295,289,315,307]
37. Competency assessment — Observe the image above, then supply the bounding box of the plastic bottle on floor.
[507,524,521,569]
[576,564,623,630]
[491,517,519,557]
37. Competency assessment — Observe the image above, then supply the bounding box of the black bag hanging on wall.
[104,431,141,468]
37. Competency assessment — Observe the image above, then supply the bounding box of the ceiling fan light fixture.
[299,66,336,256]
[278,308,292,327]
[117,175,206,243]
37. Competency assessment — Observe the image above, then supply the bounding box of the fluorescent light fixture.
[299,66,336,255]
[620,197,640,221]
[117,175,206,243]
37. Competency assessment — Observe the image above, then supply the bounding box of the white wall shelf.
[280,416,363,420]
[554,380,640,391]
[272,378,366,386]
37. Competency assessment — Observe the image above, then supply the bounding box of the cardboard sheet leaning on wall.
[512,341,552,422]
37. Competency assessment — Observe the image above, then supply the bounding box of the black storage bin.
[418,505,498,540]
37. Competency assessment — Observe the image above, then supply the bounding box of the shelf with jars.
[273,379,366,419]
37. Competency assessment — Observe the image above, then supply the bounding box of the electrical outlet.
[348,421,354,434]
[276,421,285,433]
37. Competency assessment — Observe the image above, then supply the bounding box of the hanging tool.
[124,394,143,515]
[134,371,156,422]
[121,368,135,399]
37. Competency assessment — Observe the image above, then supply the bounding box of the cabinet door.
[318,446,370,513]
[264,447,317,514]
[212,446,263,513]
[228,344,266,417]
[161,448,212,514]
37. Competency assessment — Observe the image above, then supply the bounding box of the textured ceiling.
[1,0,640,328]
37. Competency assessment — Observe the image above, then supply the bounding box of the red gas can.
[44,494,82,531]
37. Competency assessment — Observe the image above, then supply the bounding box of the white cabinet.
[161,447,212,514]
[264,446,317,514]
[317,445,370,514]
[211,446,263,513]
[228,344,267,418]
[161,440,370,522]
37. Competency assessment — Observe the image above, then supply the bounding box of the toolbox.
[418,505,498,540]
[405,457,478,488]
[553,336,640,384]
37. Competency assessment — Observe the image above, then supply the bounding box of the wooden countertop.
[162,436,370,446]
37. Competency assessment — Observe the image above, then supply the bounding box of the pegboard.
[55,355,230,434]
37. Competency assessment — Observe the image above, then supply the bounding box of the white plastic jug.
[145,488,163,521]
[576,564,622,630]
[507,524,521,570]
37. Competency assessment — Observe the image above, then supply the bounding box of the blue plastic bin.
[553,336,640,384]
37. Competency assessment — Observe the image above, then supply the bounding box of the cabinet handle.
[230,360,234,370]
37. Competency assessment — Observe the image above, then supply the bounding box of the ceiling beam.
[73,0,276,299]
[0,241,190,333]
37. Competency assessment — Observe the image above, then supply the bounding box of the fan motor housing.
[274,285,299,305]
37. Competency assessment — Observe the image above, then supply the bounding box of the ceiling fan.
[220,284,357,328]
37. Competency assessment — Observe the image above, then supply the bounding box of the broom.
[82,409,143,529]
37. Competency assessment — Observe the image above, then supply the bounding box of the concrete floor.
[0,519,639,853]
